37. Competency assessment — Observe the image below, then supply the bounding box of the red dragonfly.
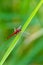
[7,25,30,39]
[7,26,21,39]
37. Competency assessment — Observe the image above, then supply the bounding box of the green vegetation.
[0,0,43,65]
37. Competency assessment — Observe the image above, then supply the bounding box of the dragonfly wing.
[22,31,30,37]
[18,25,21,30]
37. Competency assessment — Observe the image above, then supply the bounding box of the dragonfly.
[7,25,30,39]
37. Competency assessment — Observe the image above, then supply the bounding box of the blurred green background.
[0,0,43,65]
